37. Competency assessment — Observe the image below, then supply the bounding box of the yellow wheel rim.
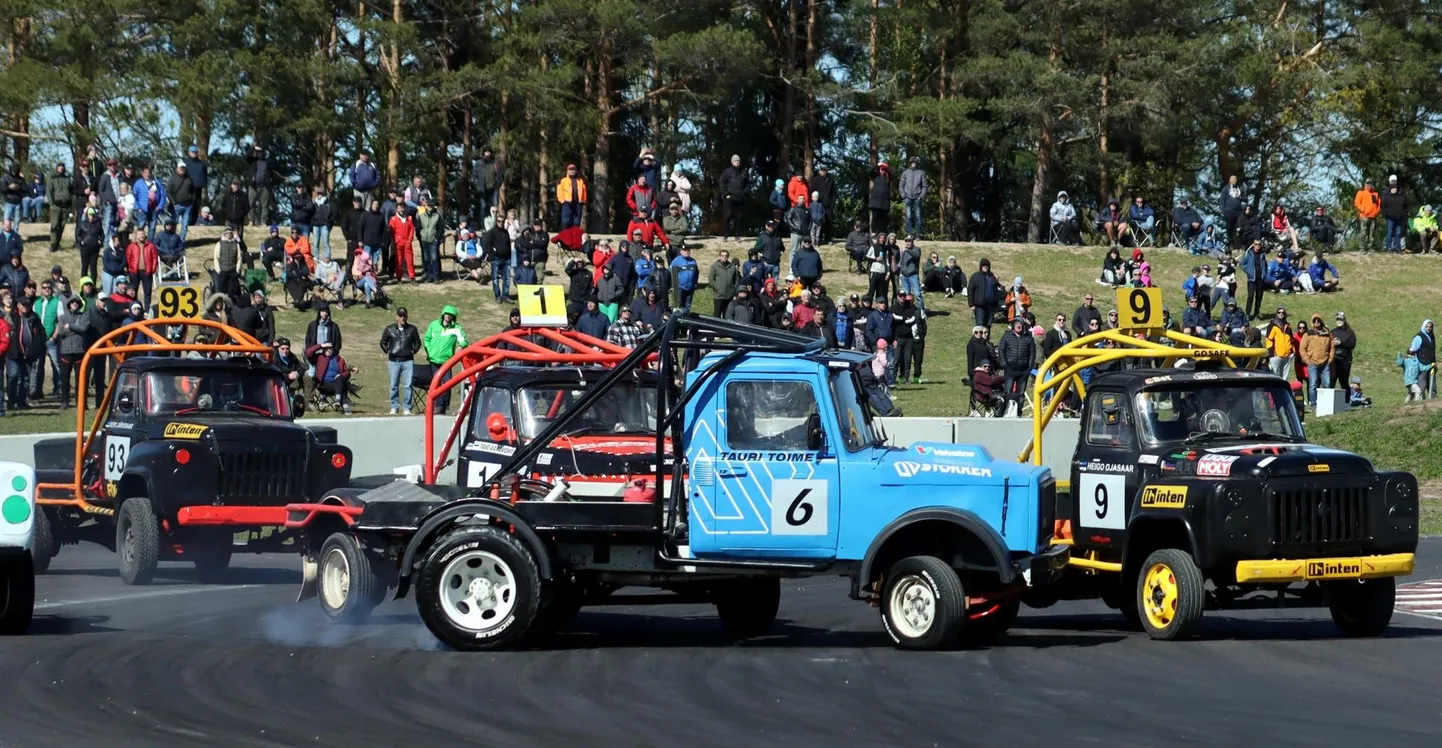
[1143,562,1180,630]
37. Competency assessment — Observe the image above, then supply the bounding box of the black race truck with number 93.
[1027,366,1418,640]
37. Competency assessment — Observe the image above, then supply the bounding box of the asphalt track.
[5,542,1442,748]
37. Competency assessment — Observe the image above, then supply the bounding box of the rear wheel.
[415,527,541,651]
[0,554,35,635]
[881,556,966,650]
[30,508,54,575]
[116,497,160,586]
[317,532,380,624]
[1328,577,1395,638]
[1136,549,1206,641]
[714,577,781,639]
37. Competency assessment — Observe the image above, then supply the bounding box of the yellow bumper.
[1235,553,1415,584]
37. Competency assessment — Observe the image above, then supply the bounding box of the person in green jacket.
[1413,204,1439,254]
[33,277,64,399]
[416,197,444,283]
[423,304,467,414]
[45,163,74,253]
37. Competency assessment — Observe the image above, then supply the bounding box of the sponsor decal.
[1308,464,1330,473]
[105,481,118,498]
[1144,375,1172,385]
[163,422,209,439]
[1140,485,1187,509]
[1192,371,1218,380]
[537,453,553,466]
[719,451,817,462]
[1307,559,1361,579]
[1190,349,1229,358]
[894,461,993,479]
[1138,454,1160,465]
[1196,454,1239,477]
[1258,456,1278,468]
[464,441,517,456]
[915,446,977,458]
[1079,461,1135,474]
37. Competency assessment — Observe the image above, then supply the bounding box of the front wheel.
[1136,548,1206,641]
[0,554,35,635]
[116,497,160,586]
[30,508,55,575]
[1328,577,1395,638]
[881,556,966,650]
[317,532,379,624]
[414,527,542,651]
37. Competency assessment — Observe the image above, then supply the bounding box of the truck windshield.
[516,383,657,439]
[830,370,878,451]
[144,370,291,418]
[1134,384,1301,446]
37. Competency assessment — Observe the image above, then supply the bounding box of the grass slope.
[4,222,1437,528]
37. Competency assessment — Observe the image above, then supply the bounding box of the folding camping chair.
[157,253,189,285]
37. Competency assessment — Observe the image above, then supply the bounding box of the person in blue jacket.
[1307,251,1340,293]
[131,166,168,238]
[1239,240,1269,320]
[1198,223,1225,257]
[1126,195,1155,245]
[1265,249,1295,293]
[668,245,699,310]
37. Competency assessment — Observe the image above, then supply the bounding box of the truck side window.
[1085,392,1133,447]
[725,380,818,451]
[472,387,514,441]
[110,371,140,425]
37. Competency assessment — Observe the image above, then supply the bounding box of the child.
[1348,377,1372,408]
[1135,261,1152,288]
[1399,348,1433,403]
[808,191,826,247]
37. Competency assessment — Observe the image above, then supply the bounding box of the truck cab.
[1055,365,1417,639]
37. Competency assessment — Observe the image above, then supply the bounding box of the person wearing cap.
[378,307,421,415]
[1004,275,1030,324]
[388,203,417,282]
[717,155,747,241]
[153,218,184,283]
[422,305,466,414]
[898,157,927,237]
[350,151,380,208]
[869,160,893,234]
[1298,313,1336,406]
[45,163,74,253]
[1173,198,1204,251]
[892,291,927,383]
[606,305,645,348]
[0,219,19,267]
[306,339,355,414]
[1219,174,1245,249]
[1306,205,1336,250]
[271,337,306,403]
[1329,311,1356,387]
[6,296,46,411]
[626,174,657,222]
[1264,307,1295,379]
[96,158,123,245]
[790,238,824,293]
[257,224,285,280]
[723,285,759,326]
[165,160,194,243]
[1048,191,1078,246]
[897,236,922,305]
[53,294,89,409]
[556,162,588,229]
[131,165,167,238]
[661,201,690,250]
[0,247,29,299]
[1352,179,1381,251]
[243,143,271,227]
[668,245,699,310]
[183,145,208,227]
[1095,198,1124,247]
[1411,319,1437,400]
[1381,174,1408,252]
[222,179,250,239]
[32,277,62,400]
[229,287,266,341]
[1219,298,1248,345]
[212,225,245,299]
[708,248,740,317]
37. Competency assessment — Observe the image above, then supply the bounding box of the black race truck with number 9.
[1027,365,1418,640]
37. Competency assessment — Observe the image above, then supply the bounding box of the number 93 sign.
[516,284,567,327]
[156,285,202,320]
[1116,287,1162,331]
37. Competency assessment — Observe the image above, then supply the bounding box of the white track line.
[35,584,263,610]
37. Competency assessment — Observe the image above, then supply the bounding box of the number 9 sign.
[156,286,202,319]
[1116,287,1162,331]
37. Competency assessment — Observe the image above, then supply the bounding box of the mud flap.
[297,552,319,602]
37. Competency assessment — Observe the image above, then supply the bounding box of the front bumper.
[1235,553,1415,584]
[1024,543,1071,587]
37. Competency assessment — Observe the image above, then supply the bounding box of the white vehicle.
[0,461,36,634]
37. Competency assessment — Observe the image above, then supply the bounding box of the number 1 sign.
[516,285,568,327]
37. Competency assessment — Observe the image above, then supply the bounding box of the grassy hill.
[3,219,1437,527]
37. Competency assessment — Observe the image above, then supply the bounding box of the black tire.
[116,497,160,586]
[964,598,1021,645]
[190,530,234,583]
[0,553,35,635]
[1136,548,1206,641]
[881,556,966,650]
[1328,577,1395,638]
[30,508,55,575]
[414,526,542,651]
[317,532,379,624]
[1102,579,1143,631]
[714,577,781,639]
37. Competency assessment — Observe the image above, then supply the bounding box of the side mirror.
[116,392,135,413]
[805,412,825,452]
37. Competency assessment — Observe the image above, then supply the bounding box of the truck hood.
[144,416,311,446]
[1151,442,1373,480]
[877,442,1046,486]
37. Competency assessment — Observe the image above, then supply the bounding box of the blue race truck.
[295,314,1067,650]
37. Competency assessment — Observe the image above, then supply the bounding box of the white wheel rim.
[320,547,351,610]
[439,550,517,632]
[889,576,936,638]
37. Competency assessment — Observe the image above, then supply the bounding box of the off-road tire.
[30,508,55,575]
[317,532,379,624]
[1136,548,1206,641]
[881,556,966,650]
[1327,577,1395,638]
[116,497,160,586]
[415,526,542,651]
[714,577,781,639]
[0,554,35,635]
[964,598,1021,645]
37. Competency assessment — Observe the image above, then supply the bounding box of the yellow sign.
[156,285,202,319]
[1307,559,1362,579]
[105,481,118,498]
[1140,485,1187,509]
[1308,464,1330,473]
[1190,349,1230,358]
[163,423,209,440]
[516,284,568,327]
[1116,287,1162,330]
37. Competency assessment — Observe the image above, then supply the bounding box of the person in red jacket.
[625,176,656,220]
[125,228,159,312]
[623,214,672,253]
[786,173,810,208]
[388,205,417,281]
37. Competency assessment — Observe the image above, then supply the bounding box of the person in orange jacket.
[283,226,316,274]
[388,204,417,281]
[125,227,159,311]
[786,173,810,208]
[1354,179,1381,251]
[556,163,587,229]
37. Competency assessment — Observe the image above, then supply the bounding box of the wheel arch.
[1123,516,1199,584]
[858,508,1014,598]
[396,498,555,597]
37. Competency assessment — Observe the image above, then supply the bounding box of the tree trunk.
[868,0,879,165]
[8,17,32,166]
[1097,28,1112,204]
[591,36,615,233]
[384,0,403,187]
[356,0,368,167]
[436,140,448,212]
[459,105,473,214]
[498,89,510,213]
[315,11,339,191]
[779,0,799,172]
[803,0,819,178]
[1027,14,1063,244]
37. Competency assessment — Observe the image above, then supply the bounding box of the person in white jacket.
[1050,190,1079,245]
[669,169,692,212]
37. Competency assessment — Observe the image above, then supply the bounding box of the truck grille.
[1271,485,1368,546]
[1039,476,1057,546]
[219,450,307,501]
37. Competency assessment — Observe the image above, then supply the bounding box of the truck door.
[688,376,840,559]
[1072,390,1139,545]
[458,386,517,488]
[93,369,142,497]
